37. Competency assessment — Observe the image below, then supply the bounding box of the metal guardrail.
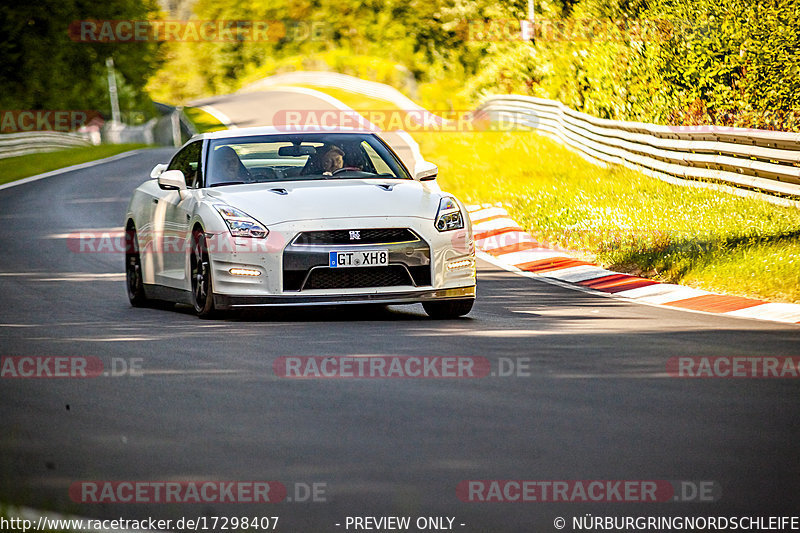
[473,95,800,199]
[0,131,93,159]
[0,108,197,160]
[7,75,798,203]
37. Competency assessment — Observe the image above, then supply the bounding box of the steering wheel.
[332,166,361,175]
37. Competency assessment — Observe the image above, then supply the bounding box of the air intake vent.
[304,266,413,290]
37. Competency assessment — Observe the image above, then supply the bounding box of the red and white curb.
[467,204,800,326]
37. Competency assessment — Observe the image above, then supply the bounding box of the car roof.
[198,125,379,141]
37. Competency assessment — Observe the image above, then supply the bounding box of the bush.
[464,0,800,130]
[147,0,799,131]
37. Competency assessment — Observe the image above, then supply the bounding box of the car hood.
[203,179,442,225]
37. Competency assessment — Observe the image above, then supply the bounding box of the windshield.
[204,133,410,187]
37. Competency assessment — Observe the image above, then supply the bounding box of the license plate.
[329,250,389,268]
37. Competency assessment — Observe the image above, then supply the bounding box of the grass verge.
[0,144,147,186]
[272,84,800,303]
[416,131,800,303]
[183,106,227,133]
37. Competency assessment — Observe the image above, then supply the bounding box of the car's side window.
[167,141,202,188]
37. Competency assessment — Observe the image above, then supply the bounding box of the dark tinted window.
[205,133,410,187]
[167,141,202,188]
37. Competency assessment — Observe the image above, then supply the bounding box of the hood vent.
[375,183,395,191]
[269,188,289,195]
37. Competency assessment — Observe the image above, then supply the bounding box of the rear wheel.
[422,298,474,319]
[125,226,148,306]
[190,229,216,318]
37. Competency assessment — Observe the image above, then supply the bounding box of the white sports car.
[124,126,476,318]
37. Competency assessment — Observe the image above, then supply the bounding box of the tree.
[0,0,162,120]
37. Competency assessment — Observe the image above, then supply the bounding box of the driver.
[320,145,345,175]
[212,146,251,183]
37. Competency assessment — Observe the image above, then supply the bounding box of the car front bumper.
[207,216,476,300]
[213,285,476,309]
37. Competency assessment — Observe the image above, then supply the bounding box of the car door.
[155,140,203,288]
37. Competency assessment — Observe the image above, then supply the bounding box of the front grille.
[293,228,419,246]
[303,266,413,290]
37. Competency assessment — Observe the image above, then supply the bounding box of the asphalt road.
[1,93,800,532]
[192,88,422,171]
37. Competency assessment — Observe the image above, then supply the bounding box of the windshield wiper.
[209,181,245,187]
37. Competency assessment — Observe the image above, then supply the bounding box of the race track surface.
[2,91,799,532]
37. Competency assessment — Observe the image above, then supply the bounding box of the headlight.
[435,196,464,232]
[214,205,269,238]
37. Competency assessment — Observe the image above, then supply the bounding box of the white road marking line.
[546,266,618,283]
[472,217,521,232]
[469,206,510,221]
[614,283,688,299]
[199,105,237,129]
[637,287,713,305]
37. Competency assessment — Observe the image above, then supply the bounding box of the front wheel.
[125,227,148,307]
[422,298,474,319]
[190,229,216,318]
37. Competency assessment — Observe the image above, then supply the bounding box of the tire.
[125,226,148,307]
[422,298,474,319]
[190,228,216,318]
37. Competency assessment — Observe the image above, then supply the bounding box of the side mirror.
[158,169,187,190]
[150,163,168,179]
[414,161,438,181]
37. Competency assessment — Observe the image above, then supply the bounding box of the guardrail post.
[171,107,182,147]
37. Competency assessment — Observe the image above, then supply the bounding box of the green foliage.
[0,0,162,119]
[148,0,798,130]
[5,0,796,131]
[146,0,519,103]
[654,0,800,128]
[467,0,799,129]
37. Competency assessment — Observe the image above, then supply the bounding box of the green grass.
[183,106,227,133]
[416,130,800,303]
[0,144,147,186]
[677,239,800,304]
[271,84,800,303]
